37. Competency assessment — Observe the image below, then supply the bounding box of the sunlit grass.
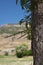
[0,55,33,65]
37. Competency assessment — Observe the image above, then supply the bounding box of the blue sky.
[0,0,27,25]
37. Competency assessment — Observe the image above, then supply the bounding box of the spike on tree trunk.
[31,2,43,65]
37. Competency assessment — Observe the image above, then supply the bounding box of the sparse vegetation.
[16,44,28,58]
[25,50,33,56]
[0,24,32,65]
[0,24,25,34]
[0,56,33,65]
[16,44,32,58]
[4,51,8,56]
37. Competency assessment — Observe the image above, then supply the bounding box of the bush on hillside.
[16,44,33,58]
[4,51,8,56]
[16,44,28,58]
[25,50,33,56]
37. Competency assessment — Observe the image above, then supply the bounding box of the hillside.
[0,24,26,34]
[0,24,31,55]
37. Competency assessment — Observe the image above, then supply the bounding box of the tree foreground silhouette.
[16,0,43,65]
[5,0,43,65]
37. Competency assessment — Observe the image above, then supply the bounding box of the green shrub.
[16,44,28,58]
[16,44,33,58]
[25,50,33,56]
[4,51,8,56]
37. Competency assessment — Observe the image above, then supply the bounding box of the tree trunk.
[31,1,43,65]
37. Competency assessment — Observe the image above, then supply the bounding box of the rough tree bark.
[31,1,43,65]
